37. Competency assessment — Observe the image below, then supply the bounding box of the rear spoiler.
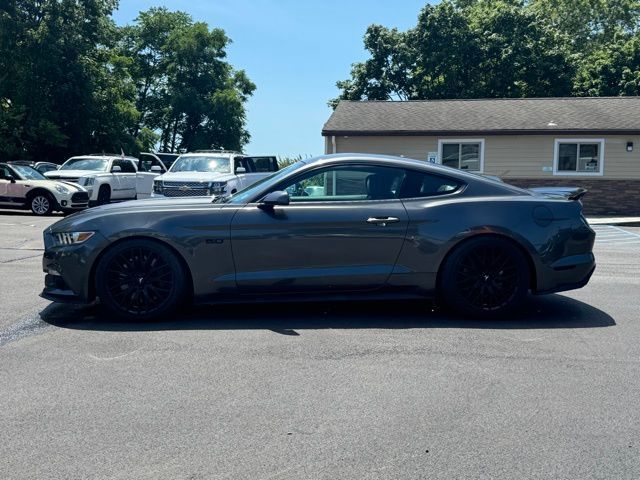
[529,187,588,201]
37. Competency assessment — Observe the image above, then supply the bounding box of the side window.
[0,165,12,180]
[113,159,136,173]
[124,160,137,173]
[138,159,150,172]
[278,165,405,203]
[399,170,462,198]
[245,156,277,172]
[236,158,251,173]
[139,157,164,172]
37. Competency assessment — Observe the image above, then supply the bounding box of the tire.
[95,239,188,321]
[29,192,55,216]
[96,185,111,206]
[440,236,529,318]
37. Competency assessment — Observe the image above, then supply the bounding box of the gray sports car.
[41,154,595,320]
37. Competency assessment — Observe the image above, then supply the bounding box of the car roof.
[300,153,527,194]
[178,152,238,158]
[67,155,137,161]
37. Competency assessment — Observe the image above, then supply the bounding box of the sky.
[112,0,430,157]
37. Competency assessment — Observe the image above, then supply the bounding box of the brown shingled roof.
[322,97,640,136]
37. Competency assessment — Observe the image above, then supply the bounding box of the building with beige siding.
[322,98,640,215]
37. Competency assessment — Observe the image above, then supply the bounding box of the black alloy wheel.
[441,237,529,317]
[96,240,187,320]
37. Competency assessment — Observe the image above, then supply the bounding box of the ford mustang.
[41,154,596,320]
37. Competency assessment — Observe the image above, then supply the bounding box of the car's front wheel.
[95,239,188,320]
[96,185,111,206]
[29,192,55,216]
[440,236,530,317]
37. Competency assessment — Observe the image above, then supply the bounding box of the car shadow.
[40,294,615,335]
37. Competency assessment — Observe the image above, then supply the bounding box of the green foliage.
[0,3,254,161]
[119,8,255,154]
[277,155,306,168]
[332,0,640,105]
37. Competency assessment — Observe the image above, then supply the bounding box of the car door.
[136,154,166,199]
[111,159,137,199]
[230,163,409,293]
[0,165,11,204]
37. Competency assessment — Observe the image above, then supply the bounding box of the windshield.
[61,157,109,171]
[170,156,231,173]
[225,161,308,204]
[11,165,46,180]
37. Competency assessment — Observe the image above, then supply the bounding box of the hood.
[49,196,226,230]
[45,169,107,179]
[21,179,85,192]
[158,171,235,182]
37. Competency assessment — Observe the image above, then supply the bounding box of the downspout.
[332,135,336,154]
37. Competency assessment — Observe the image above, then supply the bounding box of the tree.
[0,3,256,161]
[331,0,640,105]
[0,0,137,161]
[529,0,640,51]
[120,8,256,153]
[574,33,640,95]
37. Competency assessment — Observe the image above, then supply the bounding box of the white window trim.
[553,138,605,177]
[437,138,485,173]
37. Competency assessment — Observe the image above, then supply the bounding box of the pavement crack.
[0,253,43,264]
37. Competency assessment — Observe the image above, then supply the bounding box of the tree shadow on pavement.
[40,293,616,335]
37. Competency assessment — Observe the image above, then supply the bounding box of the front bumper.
[41,274,85,303]
[41,231,108,304]
[56,191,90,211]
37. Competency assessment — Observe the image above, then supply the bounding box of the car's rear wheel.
[95,239,188,320]
[97,185,111,205]
[29,192,54,216]
[440,237,529,317]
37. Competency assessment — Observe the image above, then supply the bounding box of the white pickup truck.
[45,154,168,205]
[152,151,279,198]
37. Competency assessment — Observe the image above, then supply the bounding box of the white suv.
[0,163,89,215]
[45,155,140,206]
[152,151,279,198]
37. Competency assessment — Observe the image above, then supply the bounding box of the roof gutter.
[322,129,640,137]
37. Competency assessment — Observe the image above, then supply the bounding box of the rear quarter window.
[399,170,463,198]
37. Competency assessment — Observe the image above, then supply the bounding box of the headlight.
[82,177,95,187]
[153,180,163,194]
[54,184,69,194]
[54,232,95,245]
[208,182,227,195]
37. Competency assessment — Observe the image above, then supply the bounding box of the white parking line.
[592,225,640,245]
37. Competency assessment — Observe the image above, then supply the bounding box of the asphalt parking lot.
[0,210,639,480]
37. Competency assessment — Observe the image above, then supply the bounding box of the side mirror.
[259,190,289,209]
[150,165,162,172]
[236,166,247,174]
[111,165,122,173]
[7,174,16,183]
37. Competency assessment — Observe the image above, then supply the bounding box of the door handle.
[366,216,400,226]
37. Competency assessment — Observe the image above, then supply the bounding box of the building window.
[554,139,604,176]
[438,139,484,172]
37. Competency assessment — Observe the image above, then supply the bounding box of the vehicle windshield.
[224,160,308,204]
[170,156,231,173]
[11,165,47,180]
[60,157,109,171]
